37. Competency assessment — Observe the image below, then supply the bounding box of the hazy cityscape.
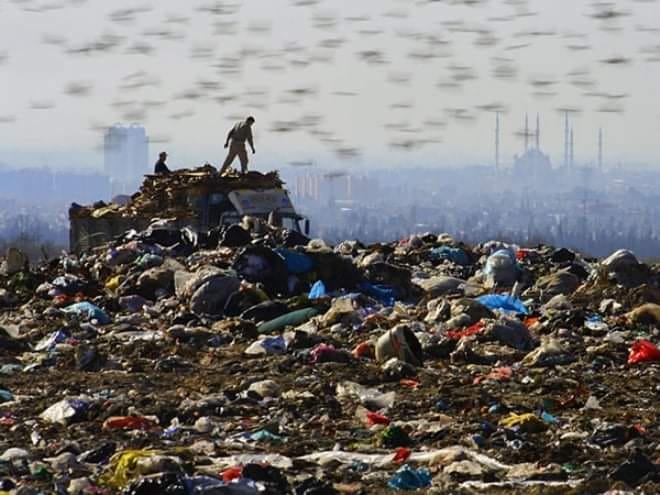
[1,116,659,259]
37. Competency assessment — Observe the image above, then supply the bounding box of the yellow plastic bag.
[499,412,547,433]
[105,275,123,291]
[98,449,161,489]
[500,413,547,433]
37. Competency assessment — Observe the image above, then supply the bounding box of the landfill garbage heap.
[1,207,660,493]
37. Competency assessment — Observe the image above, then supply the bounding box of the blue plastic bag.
[63,302,111,325]
[261,336,288,354]
[429,246,470,266]
[35,329,69,351]
[477,294,529,315]
[388,465,432,491]
[309,280,327,299]
[248,429,283,442]
[541,411,559,424]
[274,248,314,274]
[358,282,397,307]
[0,389,13,403]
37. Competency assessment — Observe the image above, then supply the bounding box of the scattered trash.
[375,324,423,366]
[0,189,658,492]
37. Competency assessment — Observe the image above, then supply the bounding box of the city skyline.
[0,112,639,173]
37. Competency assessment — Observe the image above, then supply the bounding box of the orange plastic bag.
[352,341,374,359]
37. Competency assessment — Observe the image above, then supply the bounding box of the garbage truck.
[69,167,309,253]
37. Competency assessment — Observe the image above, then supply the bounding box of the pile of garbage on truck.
[1,206,659,494]
[68,167,285,222]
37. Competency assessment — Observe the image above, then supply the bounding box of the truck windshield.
[282,216,300,232]
[208,193,238,226]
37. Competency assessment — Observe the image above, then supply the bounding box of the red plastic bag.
[366,411,391,426]
[446,321,484,340]
[393,447,412,464]
[222,466,243,482]
[628,339,660,364]
[102,416,156,431]
[516,249,531,261]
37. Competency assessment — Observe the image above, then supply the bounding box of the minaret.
[535,113,540,149]
[570,128,575,168]
[524,113,529,151]
[563,111,569,168]
[495,112,500,170]
[598,128,603,171]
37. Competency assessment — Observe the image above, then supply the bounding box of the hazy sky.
[1,0,659,170]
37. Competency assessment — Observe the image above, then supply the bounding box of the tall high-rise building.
[103,124,149,195]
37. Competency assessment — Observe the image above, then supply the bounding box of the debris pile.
[1,224,659,494]
[69,167,284,221]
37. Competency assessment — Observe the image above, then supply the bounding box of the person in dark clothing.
[154,151,171,175]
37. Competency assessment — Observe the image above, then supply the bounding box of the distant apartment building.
[103,124,149,195]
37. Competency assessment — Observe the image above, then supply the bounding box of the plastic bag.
[99,450,164,489]
[309,280,327,299]
[63,302,111,325]
[585,315,608,332]
[336,381,396,410]
[387,464,432,491]
[477,294,528,315]
[244,336,288,356]
[446,321,484,340]
[102,416,157,431]
[499,413,547,433]
[429,246,470,266]
[366,411,391,426]
[375,325,423,367]
[627,339,660,364]
[274,248,314,274]
[0,389,13,403]
[358,282,397,307]
[483,249,518,286]
[309,343,351,364]
[40,398,89,425]
[34,329,69,351]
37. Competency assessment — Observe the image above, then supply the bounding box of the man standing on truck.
[220,116,255,175]
[154,152,171,175]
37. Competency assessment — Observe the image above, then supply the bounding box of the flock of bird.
[1,0,658,162]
